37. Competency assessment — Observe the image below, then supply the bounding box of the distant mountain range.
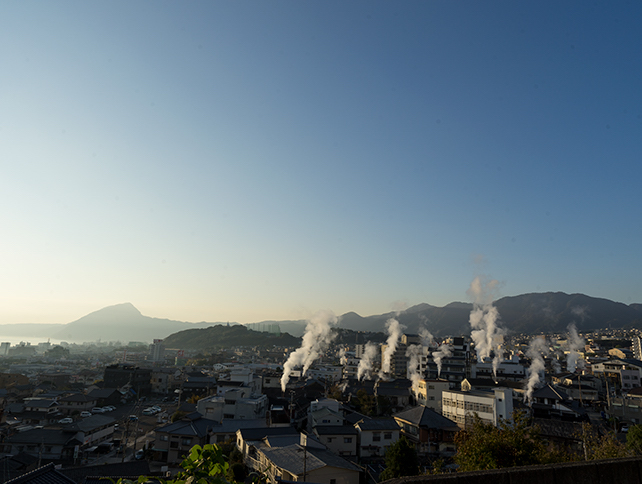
[337,292,642,336]
[1,292,641,345]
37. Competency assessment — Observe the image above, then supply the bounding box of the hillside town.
[1,321,642,484]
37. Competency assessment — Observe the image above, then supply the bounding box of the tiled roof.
[238,427,299,441]
[6,429,76,446]
[313,425,358,436]
[59,461,151,483]
[259,444,360,476]
[354,418,400,431]
[5,463,77,484]
[155,415,216,437]
[211,418,267,433]
[393,406,458,430]
[65,414,115,432]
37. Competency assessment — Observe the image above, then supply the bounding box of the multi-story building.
[381,334,423,379]
[471,354,526,381]
[414,379,451,413]
[632,335,642,361]
[103,363,152,397]
[591,358,642,391]
[422,337,471,383]
[442,387,513,429]
[149,339,165,363]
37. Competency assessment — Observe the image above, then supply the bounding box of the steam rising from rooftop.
[566,323,585,372]
[357,341,379,381]
[467,276,505,377]
[379,318,406,379]
[432,342,453,378]
[280,310,338,391]
[525,336,549,405]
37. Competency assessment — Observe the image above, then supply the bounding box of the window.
[344,437,352,443]
[160,435,169,441]
[181,438,192,446]
[384,432,392,439]
[327,437,334,443]
[170,442,178,448]
[373,433,381,442]
[330,480,336,484]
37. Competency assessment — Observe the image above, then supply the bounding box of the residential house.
[209,419,268,445]
[87,388,123,407]
[1,429,79,462]
[312,426,358,457]
[392,406,458,457]
[353,418,400,458]
[196,391,268,421]
[256,444,360,484]
[57,394,97,416]
[530,384,586,421]
[4,462,77,484]
[153,412,217,464]
[12,398,62,426]
[240,431,360,484]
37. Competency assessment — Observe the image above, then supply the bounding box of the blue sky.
[2,1,642,325]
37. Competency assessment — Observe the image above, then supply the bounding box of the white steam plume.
[406,344,424,392]
[379,318,406,378]
[339,347,347,366]
[525,336,549,405]
[419,328,435,348]
[280,310,338,391]
[432,343,453,378]
[357,342,379,381]
[407,328,435,390]
[566,323,585,373]
[467,276,506,377]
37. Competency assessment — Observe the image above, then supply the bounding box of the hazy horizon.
[2,2,642,326]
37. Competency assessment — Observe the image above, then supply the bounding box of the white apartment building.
[471,354,526,381]
[414,379,451,413]
[442,387,513,429]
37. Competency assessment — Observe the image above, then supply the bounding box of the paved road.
[86,398,177,465]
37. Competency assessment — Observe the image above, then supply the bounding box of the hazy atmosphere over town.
[2,2,642,484]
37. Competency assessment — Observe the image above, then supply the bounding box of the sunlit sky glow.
[2,1,642,325]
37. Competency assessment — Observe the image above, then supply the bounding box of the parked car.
[135,449,145,460]
[151,405,162,413]
[92,407,104,414]
[129,415,138,421]
[80,411,92,418]
[142,408,155,416]
[58,417,73,424]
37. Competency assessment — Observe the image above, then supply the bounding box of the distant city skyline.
[2,2,642,325]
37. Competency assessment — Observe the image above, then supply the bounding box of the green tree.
[174,444,230,484]
[578,423,631,460]
[379,436,419,481]
[627,424,642,454]
[454,411,549,471]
